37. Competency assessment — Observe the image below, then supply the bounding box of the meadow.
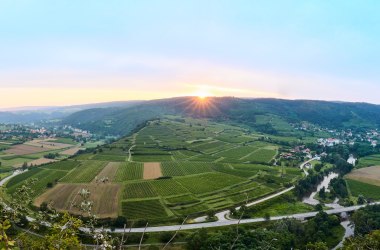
[356,154,380,168]
[346,166,380,200]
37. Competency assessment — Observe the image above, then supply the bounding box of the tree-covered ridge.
[63,97,380,136]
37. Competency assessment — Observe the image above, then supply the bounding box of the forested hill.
[0,101,143,124]
[62,97,380,136]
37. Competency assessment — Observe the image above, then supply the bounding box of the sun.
[194,90,212,100]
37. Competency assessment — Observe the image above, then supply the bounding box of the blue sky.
[1,0,380,107]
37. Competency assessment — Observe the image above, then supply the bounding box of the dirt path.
[127,134,137,162]
[143,162,162,179]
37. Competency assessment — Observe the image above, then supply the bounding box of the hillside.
[0,100,142,124]
[62,97,380,136]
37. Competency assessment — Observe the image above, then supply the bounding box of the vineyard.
[4,116,305,223]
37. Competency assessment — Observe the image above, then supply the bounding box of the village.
[280,124,380,168]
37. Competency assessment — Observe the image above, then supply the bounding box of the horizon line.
[1,96,379,112]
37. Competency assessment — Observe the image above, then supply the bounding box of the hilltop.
[62,97,380,136]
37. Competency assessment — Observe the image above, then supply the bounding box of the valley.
[4,117,305,223]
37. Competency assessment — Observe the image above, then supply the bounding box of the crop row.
[176,172,245,195]
[121,199,168,219]
[114,162,143,181]
[60,160,107,183]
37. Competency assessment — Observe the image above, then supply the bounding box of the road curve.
[199,157,317,222]
[300,157,319,176]
[0,169,25,186]
[212,186,295,222]
[87,202,380,233]
[2,166,379,234]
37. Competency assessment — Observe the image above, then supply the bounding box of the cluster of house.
[60,125,92,139]
[316,129,379,148]
[0,124,38,141]
[280,145,319,160]
[317,138,341,147]
[30,127,48,134]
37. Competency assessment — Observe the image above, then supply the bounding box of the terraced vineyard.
[4,116,304,224]
[60,160,107,183]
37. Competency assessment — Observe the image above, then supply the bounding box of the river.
[302,172,339,206]
[302,171,356,249]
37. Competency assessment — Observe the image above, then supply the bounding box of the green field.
[244,193,315,218]
[60,160,107,183]
[114,162,143,181]
[4,116,305,223]
[176,172,246,194]
[357,154,380,168]
[121,199,169,219]
[7,168,68,197]
[346,179,380,200]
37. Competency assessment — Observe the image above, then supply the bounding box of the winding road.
[86,202,379,233]
[1,162,379,234]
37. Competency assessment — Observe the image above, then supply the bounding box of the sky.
[1,0,380,108]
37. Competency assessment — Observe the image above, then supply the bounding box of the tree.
[306,241,328,250]
[206,210,215,220]
[352,205,380,235]
[43,213,83,249]
[314,163,323,172]
[264,212,271,221]
[22,162,28,169]
[113,216,127,227]
[343,230,380,249]
[319,187,326,199]
[316,204,323,211]
[186,228,208,250]
[357,195,365,205]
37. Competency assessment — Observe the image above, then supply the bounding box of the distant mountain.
[0,100,143,124]
[62,97,380,136]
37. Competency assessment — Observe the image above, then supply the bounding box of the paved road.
[196,157,316,223]
[300,157,319,176]
[212,186,295,222]
[87,202,380,233]
[0,169,25,186]
[2,162,378,234]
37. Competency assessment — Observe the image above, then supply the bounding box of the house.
[347,154,357,166]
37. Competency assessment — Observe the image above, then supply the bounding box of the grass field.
[245,193,315,218]
[357,154,380,168]
[346,166,380,187]
[346,178,380,200]
[346,166,380,200]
